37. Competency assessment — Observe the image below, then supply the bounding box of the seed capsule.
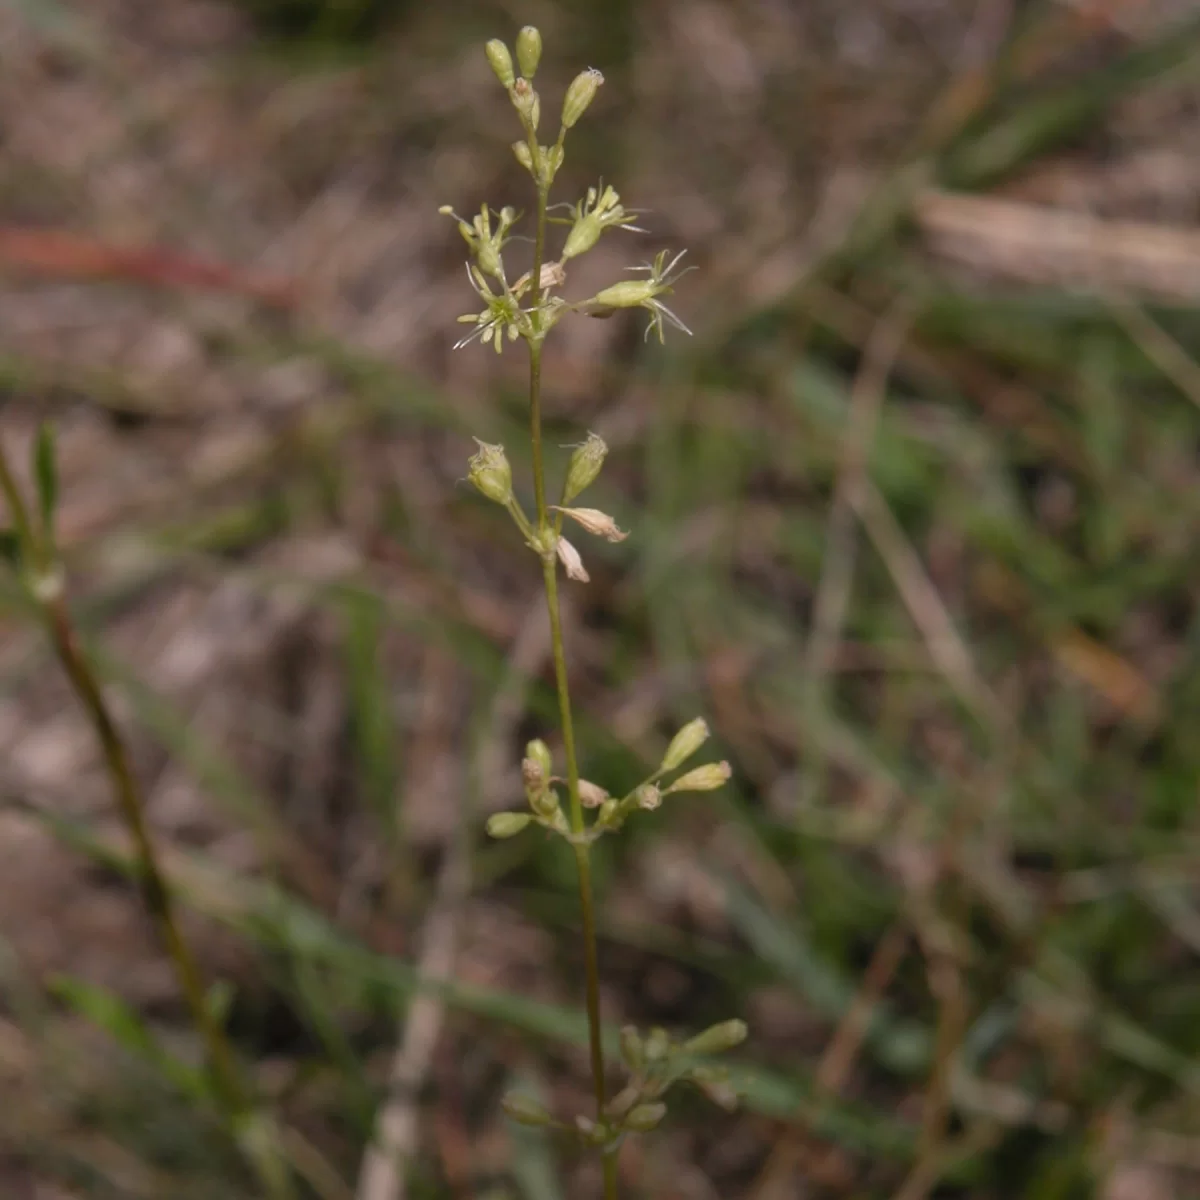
[562,432,608,502]
[562,67,603,129]
[467,440,513,507]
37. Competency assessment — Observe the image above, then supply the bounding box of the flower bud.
[525,738,552,781]
[660,717,709,773]
[522,760,545,795]
[683,1019,747,1057]
[619,1025,644,1071]
[562,217,602,263]
[467,440,513,506]
[578,779,608,808]
[562,432,607,502]
[529,784,560,820]
[605,1084,640,1120]
[635,783,661,811]
[552,506,628,543]
[485,39,515,89]
[511,78,540,131]
[687,1064,729,1085]
[542,143,564,185]
[574,1114,604,1144]
[512,140,534,172]
[624,1102,666,1133]
[561,67,603,129]
[644,1027,670,1062]
[556,536,589,582]
[597,797,620,827]
[664,761,731,794]
[515,25,542,79]
[591,278,659,310]
[501,1092,552,1127]
[487,812,531,839]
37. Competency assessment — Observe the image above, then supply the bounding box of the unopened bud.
[562,432,608,502]
[683,1019,747,1057]
[562,67,603,129]
[512,140,534,172]
[556,536,589,582]
[635,783,661,811]
[665,761,731,794]
[515,25,542,79]
[522,759,545,793]
[487,812,531,839]
[542,142,564,185]
[624,1102,666,1133]
[525,739,552,781]
[620,1025,644,1071]
[591,278,658,310]
[597,797,620,827]
[578,779,608,808]
[552,506,628,543]
[529,785,560,820]
[644,1027,670,1062]
[511,78,540,131]
[605,1084,640,1120]
[501,1092,552,1127]
[485,39,515,89]
[467,440,513,506]
[661,717,710,773]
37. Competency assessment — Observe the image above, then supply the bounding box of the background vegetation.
[2,1,1200,1197]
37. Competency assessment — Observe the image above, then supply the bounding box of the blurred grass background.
[1,0,1200,1197]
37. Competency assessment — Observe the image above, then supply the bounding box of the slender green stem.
[0,440,292,1198]
[528,182,549,527]
[527,175,614,1198]
[44,596,247,1109]
[0,447,39,569]
[603,1151,619,1198]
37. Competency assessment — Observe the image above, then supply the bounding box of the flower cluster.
[442,32,692,356]
[487,716,731,847]
[501,1017,748,1154]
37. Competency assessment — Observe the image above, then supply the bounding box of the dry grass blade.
[1106,291,1200,411]
[799,297,916,808]
[805,299,918,686]
[853,480,999,728]
[916,191,1200,303]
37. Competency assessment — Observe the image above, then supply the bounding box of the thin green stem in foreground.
[0,440,291,1199]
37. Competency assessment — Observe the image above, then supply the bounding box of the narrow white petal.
[556,537,590,582]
